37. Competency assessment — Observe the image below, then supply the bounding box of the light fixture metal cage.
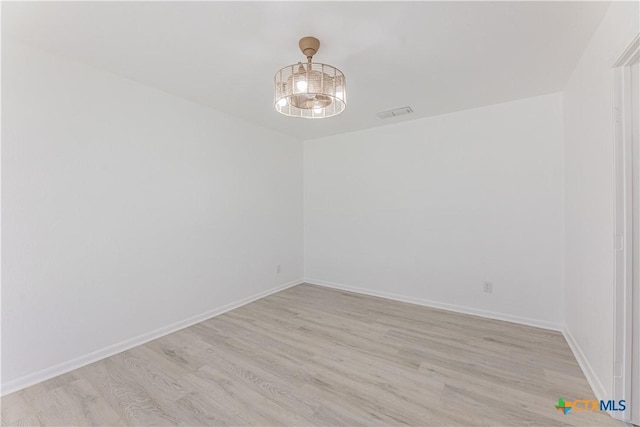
[274,37,346,119]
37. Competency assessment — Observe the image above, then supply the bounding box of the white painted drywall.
[562,1,640,400]
[1,39,303,390]
[304,93,565,328]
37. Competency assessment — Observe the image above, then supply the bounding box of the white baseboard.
[304,278,562,331]
[561,326,607,402]
[1,279,304,396]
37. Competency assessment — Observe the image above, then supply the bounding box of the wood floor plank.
[1,284,624,426]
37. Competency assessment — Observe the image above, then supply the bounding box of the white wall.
[304,93,565,329]
[1,39,303,392]
[563,1,639,400]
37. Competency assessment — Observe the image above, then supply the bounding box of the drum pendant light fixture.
[274,36,346,118]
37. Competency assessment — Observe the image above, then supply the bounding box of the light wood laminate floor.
[1,284,623,426]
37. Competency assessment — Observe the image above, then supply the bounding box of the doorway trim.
[612,33,639,424]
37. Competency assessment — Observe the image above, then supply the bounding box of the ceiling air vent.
[376,106,414,119]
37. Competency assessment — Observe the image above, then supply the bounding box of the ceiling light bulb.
[313,107,322,114]
[296,80,308,92]
[277,98,287,107]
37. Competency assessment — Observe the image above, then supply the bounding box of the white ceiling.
[2,1,610,140]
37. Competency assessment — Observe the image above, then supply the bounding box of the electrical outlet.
[483,282,493,293]
[276,265,281,274]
